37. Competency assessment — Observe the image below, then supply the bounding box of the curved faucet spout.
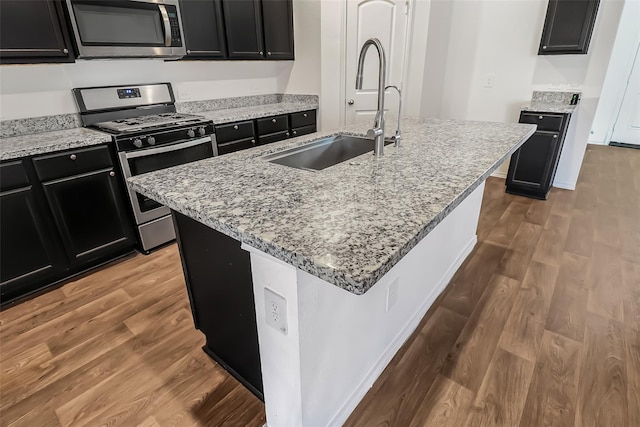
[355,38,386,156]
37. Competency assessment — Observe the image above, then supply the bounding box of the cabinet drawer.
[258,131,289,145]
[215,121,255,144]
[218,137,256,155]
[290,110,316,128]
[33,145,113,182]
[519,113,563,132]
[290,125,316,138]
[0,160,30,192]
[256,115,288,136]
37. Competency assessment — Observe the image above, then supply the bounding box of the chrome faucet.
[385,85,402,147]
[355,38,386,156]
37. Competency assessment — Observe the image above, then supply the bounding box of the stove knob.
[147,136,156,145]
[186,129,196,138]
[133,138,143,148]
[198,127,206,136]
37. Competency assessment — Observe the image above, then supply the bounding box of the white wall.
[0,2,321,121]
[589,0,640,145]
[421,0,626,188]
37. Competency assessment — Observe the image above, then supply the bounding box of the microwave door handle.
[124,137,212,159]
[158,5,171,47]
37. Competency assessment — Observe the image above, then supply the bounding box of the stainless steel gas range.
[73,83,217,253]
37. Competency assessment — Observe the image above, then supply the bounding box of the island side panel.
[246,182,485,427]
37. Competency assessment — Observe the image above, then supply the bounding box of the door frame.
[610,41,640,146]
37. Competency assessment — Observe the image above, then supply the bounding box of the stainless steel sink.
[263,135,393,171]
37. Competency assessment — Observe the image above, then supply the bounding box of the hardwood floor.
[1,144,638,426]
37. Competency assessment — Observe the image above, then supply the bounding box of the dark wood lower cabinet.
[173,211,263,400]
[41,168,135,267]
[0,145,136,307]
[506,112,571,199]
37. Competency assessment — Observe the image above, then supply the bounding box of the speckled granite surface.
[1,114,82,138]
[201,101,318,125]
[128,117,536,295]
[0,127,111,161]
[522,90,580,114]
[177,94,318,115]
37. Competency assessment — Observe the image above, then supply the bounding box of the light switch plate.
[264,287,288,335]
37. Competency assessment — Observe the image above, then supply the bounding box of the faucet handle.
[367,127,384,139]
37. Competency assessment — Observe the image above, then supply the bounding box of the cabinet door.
[42,168,135,267]
[261,0,294,60]
[507,131,560,193]
[180,0,227,59]
[0,0,74,63]
[0,186,65,302]
[539,0,600,55]
[222,0,264,59]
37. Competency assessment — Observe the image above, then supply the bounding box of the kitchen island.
[128,117,535,426]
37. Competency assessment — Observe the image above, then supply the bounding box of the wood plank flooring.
[1,144,638,426]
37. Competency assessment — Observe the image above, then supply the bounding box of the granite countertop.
[0,127,112,161]
[128,117,535,295]
[521,102,577,114]
[199,101,318,125]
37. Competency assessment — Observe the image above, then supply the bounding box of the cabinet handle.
[293,130,297,135]
[553,135,558,139]
[62,48,69,54]
[303,113,308,118]
[272,118,277,123]
[267,51,272,56]
[538,116,543,120]
[109,171,116,177]
[234,125,239,130]
[259,51,264,55]
[286,132,290,137]
[542,46,547,50]
[70,154,77,161]
[251,139,256,144]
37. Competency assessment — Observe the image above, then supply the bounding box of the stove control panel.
[115,122,215,152]
[117,88,141,99]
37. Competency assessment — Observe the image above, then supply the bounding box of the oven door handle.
[159,5,172,47]
[124,136,212,159]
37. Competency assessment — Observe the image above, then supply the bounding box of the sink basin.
[263,135,393,171]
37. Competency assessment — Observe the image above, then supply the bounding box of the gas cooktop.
[94,112,208,134]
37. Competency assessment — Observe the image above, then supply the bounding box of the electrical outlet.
[264,288,288,335]
[386,278,399,312]
[484,73,495,88]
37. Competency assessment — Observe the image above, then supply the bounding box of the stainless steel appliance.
[74,82,217,252]
[65,0,186,59]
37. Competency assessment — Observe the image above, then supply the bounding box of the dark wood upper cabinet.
[0,0,74,64]
[262,0,294,60]
[539,0,600,55]
[222,0,265,59]
[180,0,227,59]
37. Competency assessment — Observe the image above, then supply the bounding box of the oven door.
[119,136,215,225]
[66,0,186,58]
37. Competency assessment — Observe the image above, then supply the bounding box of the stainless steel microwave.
[65,0,186,59]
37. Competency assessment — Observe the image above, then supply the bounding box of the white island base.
[241,182,484,427]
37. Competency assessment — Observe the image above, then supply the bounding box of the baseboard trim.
[552,180,576,191]
[328,235,478,426]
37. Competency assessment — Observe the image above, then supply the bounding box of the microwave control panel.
[167,6,182,47]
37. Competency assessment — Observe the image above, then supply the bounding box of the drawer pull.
[271,118,277,123]
[553,135,558,139]
[303,113,308,118]
[286,132,290,137]
[233,125,239,130]
[267,51,272,56]
[251,139,256,144]
[70,154,77,161]
[260,51,264,55]
[538,116,543,120]
[293,130,297,135]
[109,171,116,177]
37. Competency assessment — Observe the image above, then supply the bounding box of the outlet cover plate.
[265,287,288,335]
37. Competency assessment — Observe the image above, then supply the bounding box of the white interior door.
[611,43,640,146]
[345,0,409,126]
